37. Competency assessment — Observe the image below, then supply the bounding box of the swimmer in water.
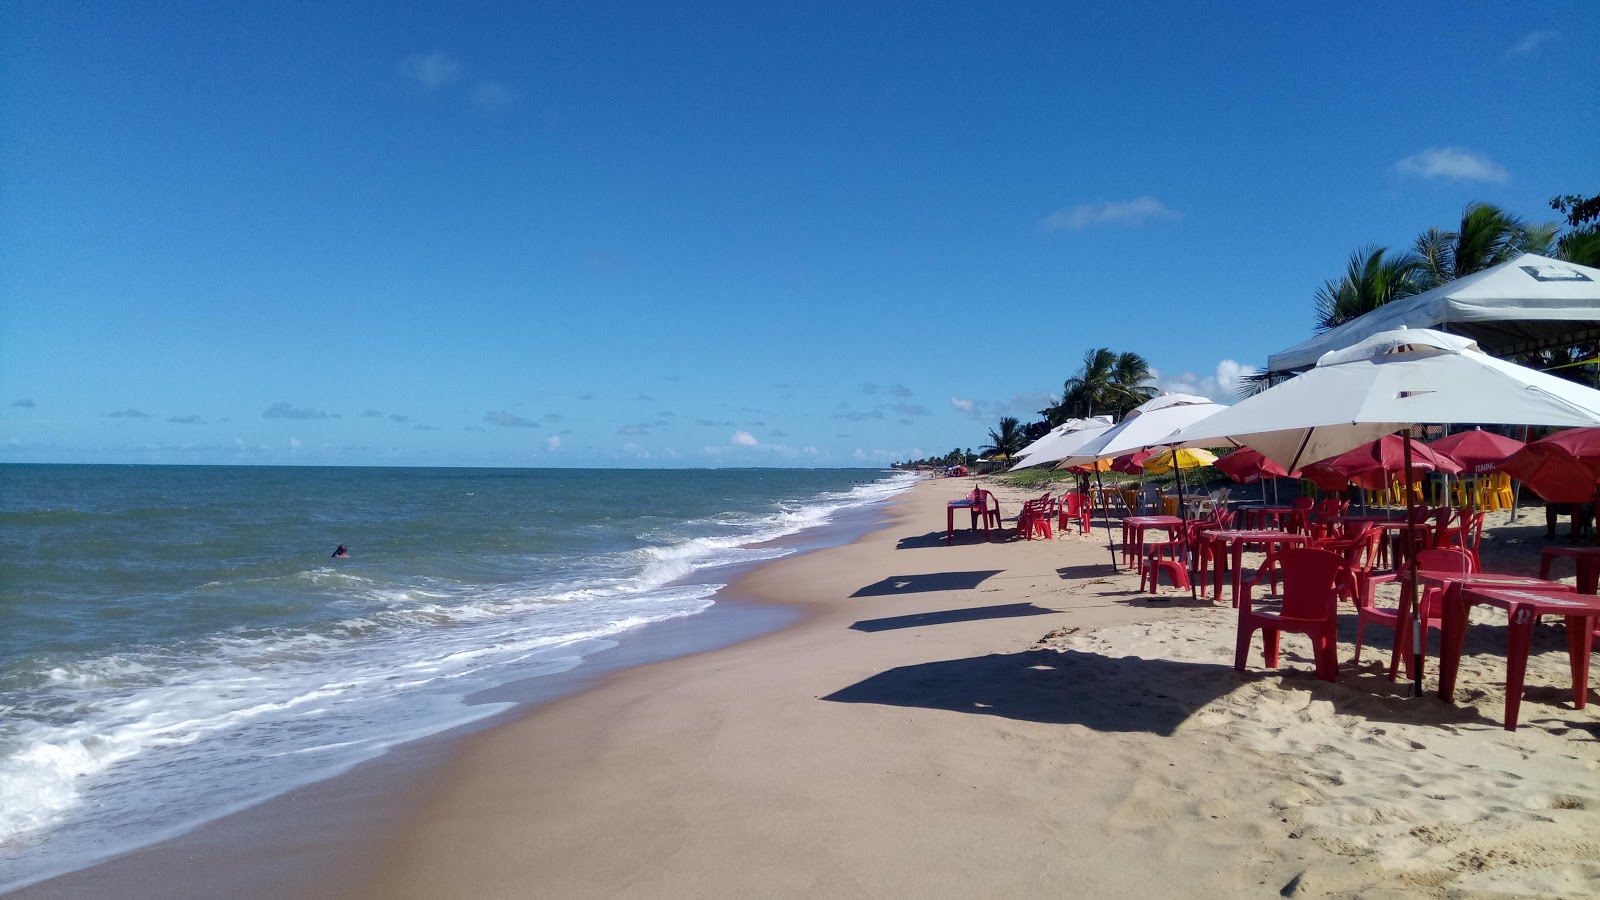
[332,544,349,558]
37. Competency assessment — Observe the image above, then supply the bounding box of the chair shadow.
[850,570,1004,598]
[822,648,1237,736]
[1055,563,1122,580]
[850,602,1057,633]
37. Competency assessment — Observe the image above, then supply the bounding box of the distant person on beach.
[332,544,349,558]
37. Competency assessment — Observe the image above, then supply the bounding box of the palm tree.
[982,416,1026,460]
[1109,351,1157,415]
[1055,348,1118,422]
[1414,202,1557,288]
[1314,244,1427,331]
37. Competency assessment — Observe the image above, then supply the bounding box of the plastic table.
[1439,582,1597,731]
[1198,529,1308,606]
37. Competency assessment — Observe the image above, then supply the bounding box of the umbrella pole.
[1174,456,1197,602]
[1094,469,1119,572]
[1403,434,1424,698]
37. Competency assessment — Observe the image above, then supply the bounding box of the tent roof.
[1265,253,1600,373]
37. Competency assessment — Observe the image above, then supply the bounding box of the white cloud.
[1394,148,1508,183]
[1508,29,1554,55]
[289,437,303,450]
[545,435,561,451]
[731,431,758,446]
[1041,196,1181,232]
[1147,359,1255,403]
[399,52,465,89]
[951,396,976,414]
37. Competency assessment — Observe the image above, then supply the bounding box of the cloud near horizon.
[11,399,35,408]
[1148,359,1255,403]
[105,409,149,419]
[264,402,338,420]
[484,410,540,428]
[1394,148,1507,183]
[1041,196,1181,232]
[731,431,757,446]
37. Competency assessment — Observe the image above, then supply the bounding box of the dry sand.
[350,477,1600,899]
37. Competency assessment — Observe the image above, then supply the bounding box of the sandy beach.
[348,477,1600,898]
[17,475,1600,898]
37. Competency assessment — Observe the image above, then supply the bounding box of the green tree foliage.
[1552,193,1600,267]
[1314,245,1427,331]
[1049,348,1156,422]
[1313,201,1561,332]
[1413,202,1556,288]
[981,416,1026,460]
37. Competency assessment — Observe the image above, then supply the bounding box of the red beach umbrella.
[1427,429,1526,475]
[1213,447,1294,484]
[1110,450,1153,474]
[1316,434,1463,491]
[1497,427,1600,503]
[1298,461,1355,493]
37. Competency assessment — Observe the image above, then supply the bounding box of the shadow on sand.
[849,602,1057,633]
[896,529,1013,549]
[822,648,1236,735]
[850,570,1003,598]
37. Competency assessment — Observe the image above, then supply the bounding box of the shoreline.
[5,485,900,899]
[17,477,1600,897]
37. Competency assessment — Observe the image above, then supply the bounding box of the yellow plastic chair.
[1488,473,1514,510]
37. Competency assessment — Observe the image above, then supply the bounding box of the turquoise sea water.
[0,464,913,890]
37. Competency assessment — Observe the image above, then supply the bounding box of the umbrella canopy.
[1299,461,1355,493]
[1110,450,1154,474]
[1213,447,1294,484]
[1143,447,1218,475]
[1009,416,1114,470]
[1157,327,1600,695]
[1427,429,1526,475]
[1064,458,1114,474]
[1057,393,1228,467]
[1497,427,1600,503]
[1161,329,1600,471]
[1313,434,1462,491]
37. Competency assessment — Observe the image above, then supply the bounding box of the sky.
[2,3,1597,468]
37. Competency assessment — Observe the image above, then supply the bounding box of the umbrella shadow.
[849,602,1057,633]
[821,648,1238,736]
[896,530,1011,549]
[850,570,1004,598]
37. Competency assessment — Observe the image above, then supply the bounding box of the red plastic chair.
[1058,492,1092,535]
[1141,534,1191,594]
[1017,494,1053,540]
[1436,509,1485,571]
[972,489,1001,532]
[1235,547,1354,682]
[1288,497,1316,535]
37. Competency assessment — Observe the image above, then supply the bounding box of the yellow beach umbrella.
[1142,447,1218,475]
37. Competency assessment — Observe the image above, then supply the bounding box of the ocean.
[0,464,915,890]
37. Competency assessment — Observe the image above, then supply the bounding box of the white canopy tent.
[1266,254,1600,374]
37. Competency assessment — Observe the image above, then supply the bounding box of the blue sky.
[3,3,1596,467]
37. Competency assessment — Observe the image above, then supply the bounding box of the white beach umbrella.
[1055,393,1230,467]
[1161,329,1600,471]
[1009,416,1114,470]
[1159,327,1600,693]
[1054,394,1230,600]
